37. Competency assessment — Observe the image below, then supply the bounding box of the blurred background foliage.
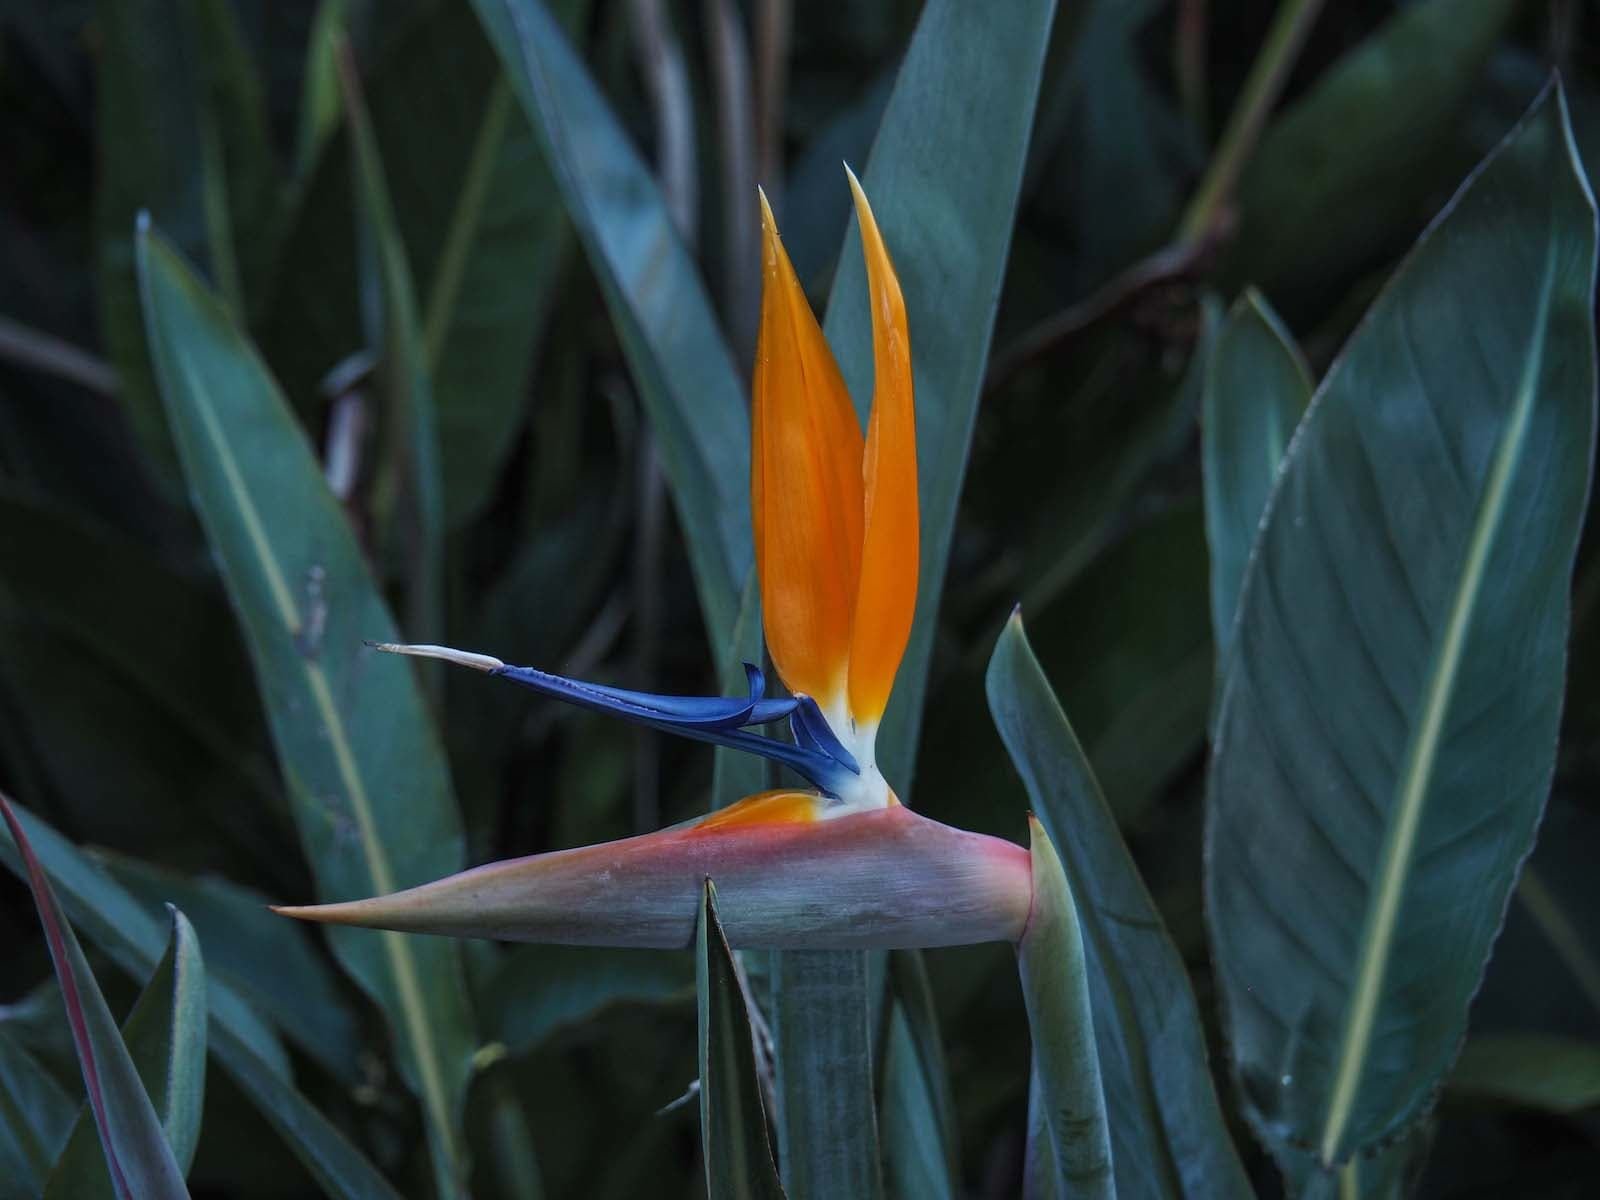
[1,0,1599,1196]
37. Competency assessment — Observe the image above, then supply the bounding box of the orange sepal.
[844,170,919,725]
[693,789,823,832]
[752,191,865,707]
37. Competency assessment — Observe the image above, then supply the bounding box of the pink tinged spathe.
[272,803,1032,950]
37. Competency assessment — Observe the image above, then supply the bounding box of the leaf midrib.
[1317,237,1557,1163]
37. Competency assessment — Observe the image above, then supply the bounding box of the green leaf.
[879,952,958,1200]
[1205,85,1598,1168]
[0,794,190,1199]
[697,880,786,1200]
[1015,816,1114,1200]
[471,0,753,658]
[0,492,285,873]
[780,6,1061,1195]
[1227,0,1518,312]
[479,946,693,1057]
[185,0,281,316]
[1201,288,1312,658]
[1028,0,1198,297]
[986,614,1251,1200]
[1448,1035,1600,1114]
[136,225,477,1196]
[0,1029,75,1199]
[767,950,880,1200]
[480,1069,546,1200]
[99,853,364,1086]
[822,0,1058,792]
[0,800,405,1200]
[420,57,572,528]
[294,0,349,180]
[1018,300,1217,620]
[263,0,571,528]
[337,41,445,643]
[46,907,207,1199]
[94,0,277,482]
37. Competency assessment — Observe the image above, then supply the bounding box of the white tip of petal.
[368,642,504,672]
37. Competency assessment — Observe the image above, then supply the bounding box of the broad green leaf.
[1015,817,1113,1200]
[1201,288,1312,658]
[137,226,476,1196]
[0,800,404,1200]
[479,946,692,1057]
[471,0,753,658]
[1448,1035,1600,1113]
[1206,86,1598,1169]
[100,854,364,1086]
[987,614,1251,1200]
[697,880,786,1200]
[879,951,958,1200]
[46,907,207,1199]
[0,1029,75,1199]
[95,0,277,482]
[1227,0,1518,313]
[337,41,445,643]
[0,794,189,1199]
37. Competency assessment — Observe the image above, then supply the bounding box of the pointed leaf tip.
[0,793,192,1199]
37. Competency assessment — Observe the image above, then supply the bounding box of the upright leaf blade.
[879,951,959,1200]
[337,43,445,643]
[697,881,786,1200]
[0,794,190,1200]
[823,0,1058,791]
[471,0,752,658]
[46,907,208,1199]
[0,800,405,1200]
[987,615,1251,1200]
[1202,288,1312,657]
[768,950,881,1200]
[1016,816,1114,1200]
[1206,84,1598,1169]
[788,6,1059,1194]
[136,225,476,1196]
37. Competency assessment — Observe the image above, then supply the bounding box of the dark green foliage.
[3,3,1600,1198]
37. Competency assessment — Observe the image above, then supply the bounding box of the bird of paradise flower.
[274,172,1035,950]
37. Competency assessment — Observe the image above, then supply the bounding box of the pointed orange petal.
[844,170,919,726]
[752,190,865,709]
